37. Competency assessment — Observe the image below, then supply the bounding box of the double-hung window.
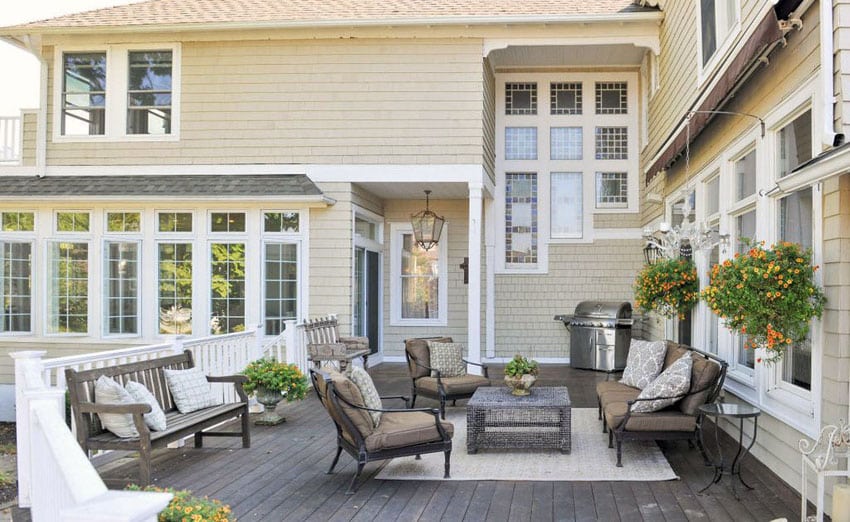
[390,223,447,326]
[699,0,739,71]
[61,53,106,136]
[127,51,173,135]
[209,212,247,334]
[263,211,301,335]
[104,212,141,336]
[48,212,91,334]
[0,212,34,334]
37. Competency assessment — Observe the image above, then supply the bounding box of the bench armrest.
[206,375,250,402]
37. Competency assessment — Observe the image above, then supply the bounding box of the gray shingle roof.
[5,0,655,31]
[0,174,323,198]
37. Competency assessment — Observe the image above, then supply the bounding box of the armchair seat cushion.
[598,388,641,410]
[596,381,637,399]
[604,402,696,432]
[365,411,454,452]
[416,375,491,396]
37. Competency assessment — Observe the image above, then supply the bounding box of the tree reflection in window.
[400,233,439,319]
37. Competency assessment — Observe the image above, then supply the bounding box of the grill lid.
[572,300,632,321]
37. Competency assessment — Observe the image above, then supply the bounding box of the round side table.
[698,402,761,499]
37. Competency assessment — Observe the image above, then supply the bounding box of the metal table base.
[698,403,761,500]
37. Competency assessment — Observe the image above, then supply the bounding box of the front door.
[354,247,381,355]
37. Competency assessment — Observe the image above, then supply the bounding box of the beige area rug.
[375,408,678,482]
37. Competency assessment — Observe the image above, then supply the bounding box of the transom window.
[127,51,173,135]
[107,212,141,233]
[505,83,537,115]
[211,212,246,233]
[2,212,34,232]
[61,52,106,136]
[158,212,192,233]
[264,212,300,233]
[57,212,90,233]
[550,83,582,115]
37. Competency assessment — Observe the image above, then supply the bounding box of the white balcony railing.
[11,324,299,521]
[0,116,21,164]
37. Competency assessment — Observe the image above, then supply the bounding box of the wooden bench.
[303,315,370,370]
[65,350,250,486]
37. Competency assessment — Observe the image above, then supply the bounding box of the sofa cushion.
[405,337,452,379]
[632,352,693,413]
[599,388,641,410]
[604,402,697,432]
[620,339,666,390]
[664,341,689,369]
[416,374,490,396]
[428,342,466,377]
[326,368,375,439]
[348,365,383,427]
[596,380,634,400]
[679,355,722,415]
[365,411,453,452]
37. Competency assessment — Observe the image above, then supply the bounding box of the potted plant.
[127,485,233,521]
[242,358,309,425]
[504,354,539,396]
[634,257,699,319]
[701,241,826,364]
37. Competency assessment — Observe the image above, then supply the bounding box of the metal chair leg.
[327,445,343,474]
[346,462,365,495]
[444,449,451,479]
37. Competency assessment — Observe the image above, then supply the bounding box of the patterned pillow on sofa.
[631,352,693,413]
[620,339,667,390]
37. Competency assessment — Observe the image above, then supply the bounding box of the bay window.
[210,243,246,334]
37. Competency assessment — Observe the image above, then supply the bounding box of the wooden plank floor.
[63,364,813,520]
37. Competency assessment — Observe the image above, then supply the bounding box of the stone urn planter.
[503,354,539,396]
[254,385,286,425]
[242,358,309,426]
[504,373,537,396]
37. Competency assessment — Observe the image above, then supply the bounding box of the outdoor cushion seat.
[416,375,491,397]
[604,402,697,432]
[598,388,641,410]
[595,380,628,397]
[86,403,247,444]
[365,411,455,452]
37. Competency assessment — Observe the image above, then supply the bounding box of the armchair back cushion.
[631,352,693,413]
[428,342,466,377]
[348,365,383,427]
[620,339,666,390]
[679,353,722,415]
[326,368,375,439]
[405,337,453,379]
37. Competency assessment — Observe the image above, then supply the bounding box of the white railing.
[11,351,172,521]
[0,116,21,164]
[12,325,273,518]
[283,319,310,373]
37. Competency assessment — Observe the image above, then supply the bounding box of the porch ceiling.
[354,181,471,200]
[489,44,646,68]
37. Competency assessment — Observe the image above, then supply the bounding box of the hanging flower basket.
[634,257,699,319]
[701,241,826,364]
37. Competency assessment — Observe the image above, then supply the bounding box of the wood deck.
[42,364,814,520]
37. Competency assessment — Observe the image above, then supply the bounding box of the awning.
[645,8,783,183]
[0,174,335,204]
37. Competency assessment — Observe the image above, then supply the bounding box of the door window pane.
[551,172,582,238]
[62,52,106,136]
[735,149,756,200]
[505,127,538,160]
[210,243,246,334]
[127,51,173,135]
[505,173,537,264]
[105,241,138,335]
[158,243,192,334]
[264,243,297,335]
[48,242,88,334]
[400,233,440,319]
[778,110,812,177]
[0,242,31,333]
[550,127,582,160]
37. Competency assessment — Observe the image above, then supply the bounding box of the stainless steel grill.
[554,301,633,372]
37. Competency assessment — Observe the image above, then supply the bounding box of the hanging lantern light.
[410,190,445,251]
[643,241,661,265]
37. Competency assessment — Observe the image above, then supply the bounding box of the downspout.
[819,0,838,147]
[21,35,47,175]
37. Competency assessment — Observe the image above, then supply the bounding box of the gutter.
[0,11,664,37]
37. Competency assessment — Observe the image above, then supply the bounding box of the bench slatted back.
[65,350,195,438]
[303,316,341,345]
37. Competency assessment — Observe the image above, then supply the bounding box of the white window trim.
[52,43,181,143]
[54,210,92,234]
[261,209,304,236]
[44,238,92,337]
[0,236,35,336]
[696,0,742,85]
[261,238,302,337]
[102,238,142,338]
[208,210,249,235]
[389,222,448,327]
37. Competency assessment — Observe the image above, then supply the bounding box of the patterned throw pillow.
[620,339,667,390]
[428,341,466,377]
[348,366,383,427]
[631,352,693,413]
[125,381,168,432]
[164,367,222,414]
[94,375,139,438]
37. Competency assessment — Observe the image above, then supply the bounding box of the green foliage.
[504,354,539,377]
[634,257,699,319]
[241,358,309,400]
[702,241,826,364]
[126,485,234,522]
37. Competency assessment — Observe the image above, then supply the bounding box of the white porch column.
[484,196,496,359]
[467,182,483,374]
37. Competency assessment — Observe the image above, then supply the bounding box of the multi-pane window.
[505,83,537,115]
[210,212,246,233]
[2,212,34,232]
[400,233,440,319]
[778,110,812,178]
[595,82,628,114]
[706,245,720,354]
[550,127,582,160]
[210,243,246,334]
[735,149,756,200]
[107,212,141,233]
[550,82,582,115]
[551,173,582,238]
[505,173,537,265]
[57,212,90,232]
[0,242,31,333]
[505,127,538,160]
[700,0,738,67]
[61,53,106,136]
[158,212,192,232]
[264,212,300,233]
[705,176,720,216]
[596,172,628,208]
[48,241,88,334]
[127,51,173,135]
[158,243,192,334]
[735,209,757,371]
[105,241,139,335]
[595,127,628,159]
[264,243,297,335]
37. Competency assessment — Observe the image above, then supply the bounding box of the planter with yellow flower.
[126,485,234,522]
[634,257,699,319]
[242,358,309,425]
[701,241,826,364]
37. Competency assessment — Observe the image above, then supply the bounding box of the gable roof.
[5,0,657,33]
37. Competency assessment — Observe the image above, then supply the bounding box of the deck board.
[85,363,807,522]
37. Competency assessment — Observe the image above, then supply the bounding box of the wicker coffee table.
[466,386,571,454]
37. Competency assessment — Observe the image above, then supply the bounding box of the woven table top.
[468,386,570,408]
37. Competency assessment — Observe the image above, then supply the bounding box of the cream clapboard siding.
[351,184,384,218]
[646,5,842,499]
[20,111,37,166]
[381,199,469,357]
[43,38,486,166]
[644,1,766,167]
[482,58,496,184]
[837,1,850,137]
[494,240,644,359]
